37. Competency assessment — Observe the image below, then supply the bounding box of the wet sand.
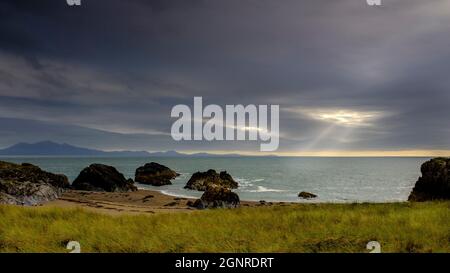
[43,190,270,215]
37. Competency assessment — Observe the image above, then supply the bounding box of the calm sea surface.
[0,157,427,202]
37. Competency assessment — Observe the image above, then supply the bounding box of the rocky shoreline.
[408,157,450,201]
[40,189,270,215]
[0,160,247,211]
[1,157,449,213]
[0,161,70,205]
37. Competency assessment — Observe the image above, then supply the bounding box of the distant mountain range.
[0,141,244,157]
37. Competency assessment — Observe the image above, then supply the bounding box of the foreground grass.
[0,202,448,253]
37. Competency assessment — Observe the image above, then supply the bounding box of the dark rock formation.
[184,169,238,191]
[135,162,179,186]
[192,185,240,209]
[0,161,70,205]
[408,157,450,201]
[298,191,317,199]
[72,164,137,192]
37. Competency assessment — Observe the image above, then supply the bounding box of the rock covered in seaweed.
[192,185,240,209]
[0,161,70,205]
[408,157,450,201]
[184,169,238,191]
[298,191,317,199]
[135,162,179,186]
[72,164,137,192]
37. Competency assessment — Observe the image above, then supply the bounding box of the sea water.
[0,157,427,202]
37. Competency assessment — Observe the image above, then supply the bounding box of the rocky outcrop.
[408,157,450,201]
[0,161,69,205]
[72,164,137,192]
[184,169,238,191]
[135,162,179,186]
[192,185,240,209]
[298,191,317,199]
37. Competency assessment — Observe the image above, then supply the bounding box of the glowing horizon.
[176,149,450,157]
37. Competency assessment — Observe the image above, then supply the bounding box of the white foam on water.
[243,186,286,193]
[252,178,265,182]
[160,190,199,199]
[236,177,265,188]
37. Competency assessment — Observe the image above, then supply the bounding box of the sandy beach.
[42,190,268,215]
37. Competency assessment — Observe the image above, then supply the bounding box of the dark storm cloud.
[0,0,449,153]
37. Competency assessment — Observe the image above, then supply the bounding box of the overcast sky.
[0,0,449,155]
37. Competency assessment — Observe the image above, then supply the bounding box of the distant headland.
[0,141,245,157]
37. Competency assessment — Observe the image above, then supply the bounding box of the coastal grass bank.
[0,201,448,253]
